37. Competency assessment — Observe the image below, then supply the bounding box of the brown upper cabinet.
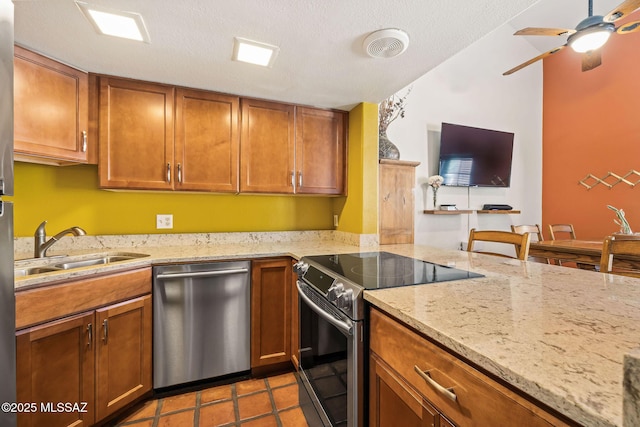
[240,99,347,195]
[98,76,240,192]
[175,88,240,192]
[240,99,295,193]
[14,46,91,165]
[295,107,346,195]
[97,76,346,194]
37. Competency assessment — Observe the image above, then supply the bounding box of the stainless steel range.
[294,251,483,427]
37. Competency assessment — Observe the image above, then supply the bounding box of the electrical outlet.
[333,214,339,227]
[156,214,173,229]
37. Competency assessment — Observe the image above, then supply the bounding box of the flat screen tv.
[438,122,514,187]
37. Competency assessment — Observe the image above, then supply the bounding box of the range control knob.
[326,282,345,302]
[336,288,354,311]
[293,261,309,276]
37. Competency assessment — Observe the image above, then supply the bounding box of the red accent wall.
[542,12,640,240]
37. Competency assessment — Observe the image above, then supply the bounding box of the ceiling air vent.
[363,28,410,58]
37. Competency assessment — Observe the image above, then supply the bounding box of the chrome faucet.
[34,220,87,258]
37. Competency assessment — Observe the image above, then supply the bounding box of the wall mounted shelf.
[423,210,520,215]
[423,210,474,215]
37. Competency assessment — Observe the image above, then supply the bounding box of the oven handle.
[296,281,353,336]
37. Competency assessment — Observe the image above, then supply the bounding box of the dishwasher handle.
[156,268,249,280]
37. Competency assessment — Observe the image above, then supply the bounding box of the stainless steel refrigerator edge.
[0,0,16,426]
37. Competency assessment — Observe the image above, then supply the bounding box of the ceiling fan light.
[569,26,613,53]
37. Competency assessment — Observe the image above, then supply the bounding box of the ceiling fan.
[503,0,640,75]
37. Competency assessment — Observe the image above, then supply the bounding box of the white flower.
[428,175,444,188]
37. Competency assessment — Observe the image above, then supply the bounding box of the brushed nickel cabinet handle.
[177,163,182,183]
[414,365,457,402]
[291,171,295,187]
[87,323,92,348]
[81,131,87,152]
[298,171,303,188]
[166,163,171,183]
[102,319,108,344]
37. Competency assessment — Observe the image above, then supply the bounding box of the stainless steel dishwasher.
[153,261,251,389]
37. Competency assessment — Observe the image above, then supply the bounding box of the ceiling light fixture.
[567,16,615,53]
[232,37,279,67]
[75,1,151,43]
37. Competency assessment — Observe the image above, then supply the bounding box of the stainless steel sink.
[53,255,143,270]
[15,252,150,277]
[14,266,63,278]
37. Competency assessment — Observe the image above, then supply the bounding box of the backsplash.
[15,230,378,259]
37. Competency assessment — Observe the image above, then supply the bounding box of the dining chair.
[600,234,640,277]
[467,229,531,261]
[548,224,577,240]
[511,224,549,264]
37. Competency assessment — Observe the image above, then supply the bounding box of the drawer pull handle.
[414,365,458,402]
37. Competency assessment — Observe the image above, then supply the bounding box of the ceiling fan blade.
[582,50,602,72]
[503,46,565,76]
[514,27,576,36]
[604,0,640,22]
[617,20,640,33]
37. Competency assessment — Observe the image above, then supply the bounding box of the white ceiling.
[11,0,631,111]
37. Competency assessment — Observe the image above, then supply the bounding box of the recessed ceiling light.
[232,37,279,67]
[75,1,150,43]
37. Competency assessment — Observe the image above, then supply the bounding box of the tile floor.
[112,372,310,427]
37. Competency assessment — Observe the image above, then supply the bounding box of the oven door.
[296,280,362,427]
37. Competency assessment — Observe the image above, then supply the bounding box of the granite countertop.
[13,235,640,426]
[363,244,640,427]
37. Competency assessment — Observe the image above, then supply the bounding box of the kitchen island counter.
[364,244,640,427]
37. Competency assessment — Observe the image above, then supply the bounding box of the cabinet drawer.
[370,308,571,427]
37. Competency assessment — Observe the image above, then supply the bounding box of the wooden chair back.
[467,229,531,261]
[511,224,549,264]
[548,224,576,240]
[511,224,544,242]
[600,234,640,277]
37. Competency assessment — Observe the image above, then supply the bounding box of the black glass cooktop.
[304,251,483,290]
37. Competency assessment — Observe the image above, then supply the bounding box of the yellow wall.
[334,102,378,234]
[12,103,379,237]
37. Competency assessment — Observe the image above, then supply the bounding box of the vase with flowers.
[428,175,444,209]
[607,205,633,234]
[378,87,411,159]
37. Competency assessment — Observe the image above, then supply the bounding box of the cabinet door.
[370,354,438,427]
[175,89,240,192]
[295,107,346,195]
[95,295,152,421]
[240,99,295,193]
[251,258,292,368]
[290,259,300,369]
[99,77,174,190]
[379,161,419,244]
[14,46,89,164]
[16,312,95,427]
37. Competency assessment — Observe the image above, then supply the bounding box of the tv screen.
[438,122,514,187]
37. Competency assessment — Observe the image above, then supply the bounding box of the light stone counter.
[364,244,640,427]
[13,233,640,426]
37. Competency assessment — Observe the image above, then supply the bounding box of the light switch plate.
[156,214,173,229]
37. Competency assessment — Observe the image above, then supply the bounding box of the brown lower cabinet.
[15,269,152,427]
[250,258,292,369]
[369,308,574,427]
[290,258,300,369]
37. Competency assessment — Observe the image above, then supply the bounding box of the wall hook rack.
[579,170,640,190]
